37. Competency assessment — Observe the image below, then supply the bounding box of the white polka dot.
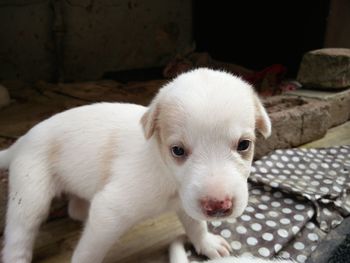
[321,163,329,169]
[280,251,290,259]
[269,211,279,217]
[258,247,270,257]
[292,226,300,234]
[271,154,279,160]
[258,204,268,210]
[255,213,265,219]
[295,204,305,210]
[323,179,333,184]
[332,163,341,169]
[298,164,306,169]
[280,218,291,225]
[226,218,236,224]
[294,214,305,221]
[310,163,318,169]
[245,206,255,212]
[262,232,274,241]
[265,160,273,167]
[291,175,299,180]
[221,229,231,238]
[281,156,289,162]
[236,225,247,234]
[259,167,268,173]
[308,233,318,241]
[282,208,292,214]
[241,214,251,221]
[276,162,285,168]
[333,185,342,192]
[295,170,302,175]
[251,189,262,195]
[286,150,294,155]
[302,175,311,180]
[247,237,258,246]
[306,222,315,229]
[270,182,279,188]
[323,208,332,216]
[287,163,296,169]
[297,254,307,262]
[292,156,300,162]
[272,201,281,207]
[231,241,242,250]
[320,187,329,193]
[251,223,262,231]
[311,181,320,186]
[266,174,274,179]
[211,221,222,227]
[284,198,293,204]
[274,244,282,252]
[271,168,279,174]
[261,195,271,202]
[294,242,305,250]
[314,174,323,179]
[277,229,289,238]
[251,166,257,173]
[266,220,277,227]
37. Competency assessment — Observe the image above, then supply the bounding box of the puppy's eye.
[237,140,251,152]
[171,146,186,158]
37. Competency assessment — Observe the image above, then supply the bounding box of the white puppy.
[0,68,281,263]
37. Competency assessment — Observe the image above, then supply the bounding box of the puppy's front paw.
[194,233,232,259]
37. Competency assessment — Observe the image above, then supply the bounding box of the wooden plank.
[36,213,184,263]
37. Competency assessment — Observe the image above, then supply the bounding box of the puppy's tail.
[169,235,189,263]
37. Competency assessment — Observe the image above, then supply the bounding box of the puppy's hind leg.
[2,159,55,263]
[68,196,90,222]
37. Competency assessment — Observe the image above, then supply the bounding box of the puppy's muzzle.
[200,197,234,218]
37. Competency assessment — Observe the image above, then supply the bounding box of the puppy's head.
[141,68,271,221]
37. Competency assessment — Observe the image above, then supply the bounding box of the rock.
[0,84,10,109]
[297,48,350,89]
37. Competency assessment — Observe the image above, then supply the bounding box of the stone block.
[255,96,330,159]
[297,48,350,89]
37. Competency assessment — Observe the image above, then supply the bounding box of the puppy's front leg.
[177,210,232,259]
[72,187,136,263]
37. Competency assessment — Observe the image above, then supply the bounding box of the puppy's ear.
[253,94,271,138]
[141,95,161,140]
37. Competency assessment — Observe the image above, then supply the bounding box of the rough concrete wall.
[0,0,193,82]
[62,0,193,81]
[0,0,55,81]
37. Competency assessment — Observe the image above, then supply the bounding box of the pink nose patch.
[200,197,234,218]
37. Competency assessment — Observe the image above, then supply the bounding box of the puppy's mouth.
[203,206,233,218]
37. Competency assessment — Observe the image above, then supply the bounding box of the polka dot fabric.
[188,146,350,263]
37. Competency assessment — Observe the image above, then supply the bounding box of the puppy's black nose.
[200,197,234,218]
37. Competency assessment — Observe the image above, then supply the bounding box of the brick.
[255,96,330,159]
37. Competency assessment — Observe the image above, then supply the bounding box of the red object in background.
[243,64,287,96]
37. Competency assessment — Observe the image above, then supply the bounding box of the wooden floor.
[30,121,350,263]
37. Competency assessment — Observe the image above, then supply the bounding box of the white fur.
[0,68,290,263]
